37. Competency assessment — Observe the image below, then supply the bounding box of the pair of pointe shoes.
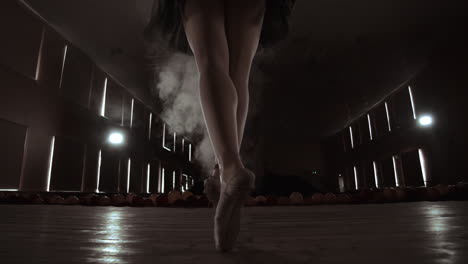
[203,164,255,252]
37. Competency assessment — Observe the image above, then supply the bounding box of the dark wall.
[0,0,196,193]
[22,0,153,106]
[321,29,468,191]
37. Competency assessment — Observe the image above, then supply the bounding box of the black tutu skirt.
[144,0,296,55]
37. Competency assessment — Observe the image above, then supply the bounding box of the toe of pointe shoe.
[214,168,255,252]
[214,192,238,252]
[220,196,242,251]
[214,199,243,252]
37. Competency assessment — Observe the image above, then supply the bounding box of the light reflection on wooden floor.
[1,202,468,264]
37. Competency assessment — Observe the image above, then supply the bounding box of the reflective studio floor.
[1,202,468,264]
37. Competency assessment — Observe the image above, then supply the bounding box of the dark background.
[23,0,468,183]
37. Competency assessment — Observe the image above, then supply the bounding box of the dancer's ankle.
[220,153,243,170]
[220,162,244,181]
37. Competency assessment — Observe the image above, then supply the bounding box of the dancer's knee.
[196,55,229,77]
[229,69,250,93]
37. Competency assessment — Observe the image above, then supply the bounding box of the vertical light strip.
[46,136,56,192]
[367,114,374,140]
[172,171,176,190]
[147,163,151,193]
[392,155,400,187]
[418,149,428,187]
[385,102,392,131]
[338,175,344,193]
[161,168,165,193]
[189,144,192,161]
[148,113,153,140]
[158,166,163,193]
[408,86,417,119]
[126,158,131,193]
[182,138,185,153]
[35,27,45,81]
[349,126,354,149]
[100,78,108,117]
[130,99,135,128]
[173,132,176,152]
[182,174,187,192]
[162,125,171,151]
[96,150,102,193]
[373,161,379,188]
[162,123,166,147]
[58,45,68,89]
[353,166,358,190]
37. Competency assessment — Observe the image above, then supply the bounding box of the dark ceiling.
[24,0,467,174]
[263,0,466,135]
[24,0,154,103]
[259,0,466,173]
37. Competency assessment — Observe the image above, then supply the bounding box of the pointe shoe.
[214,167,255,252]
[204,165,221,207]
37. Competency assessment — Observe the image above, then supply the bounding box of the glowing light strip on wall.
[127,158,131,193]
[173,132,177,152]
[385,102,392,132]
[158,167,161,193]
[353,166,358,190]
[130,99,134,128]
[367,114,373,140]
[58,45,68,89]
[418,149,428,187]
[349,126,354,149]
[338,175,344,193]
[162,124,171,151]
[148,113,153,140]
[172,171,176,190]
[35,27,45,81]
[158,164,162,193]
[189,144,192,161]
[373,161,379,188]
[408,86,417,119]
[182,174,188,191]
[46,136,56,192]
[161,168,165,193]
[162,123,166,147]
[392,155,400,187]
[96,150,102,193]
[147,163,151,193]
[100,78,108,117]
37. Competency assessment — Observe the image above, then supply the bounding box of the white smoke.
[152,51,266,181]
[155,53,216,175]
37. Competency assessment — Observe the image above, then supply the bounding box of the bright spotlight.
[108,132,124,145]
[418,115,433,127]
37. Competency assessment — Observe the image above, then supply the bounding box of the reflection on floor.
[1,202,467,264]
